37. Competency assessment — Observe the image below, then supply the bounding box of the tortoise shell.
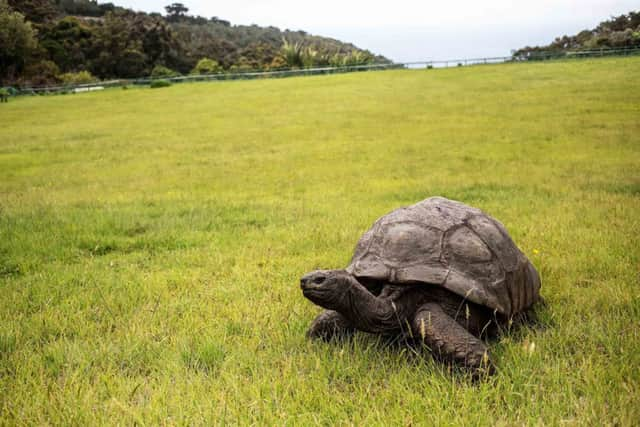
[346,197,541,316]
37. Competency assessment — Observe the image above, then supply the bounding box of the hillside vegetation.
[1,58,639,424]
[1,0,386,86]
[515,11,640,58]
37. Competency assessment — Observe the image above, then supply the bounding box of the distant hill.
[1,0,389,86]
[514,11,640,58]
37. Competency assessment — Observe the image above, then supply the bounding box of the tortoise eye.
[313,276,325,284]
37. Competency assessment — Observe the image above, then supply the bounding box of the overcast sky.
[117,0,638,62]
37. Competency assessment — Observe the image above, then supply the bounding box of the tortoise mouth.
[300,280,324,296]
[300,281,314,292]
[300,277,333,305]
[301,285,330,307]
[300,278,321,289]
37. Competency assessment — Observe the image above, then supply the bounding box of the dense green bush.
[23,60,60,86]
[281,39,304,68]
[191,58,222,75]
[150,65,180,79]
[59,70,96,85]
[116,49,148,78]
[228,64,253,73]
[0,1,39,79]
[268,55,287,69]
[150,79,171,88]
[3,86,17,95]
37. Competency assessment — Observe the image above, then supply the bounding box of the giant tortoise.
[300,196,542,374]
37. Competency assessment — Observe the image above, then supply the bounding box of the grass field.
[1,57,639,425]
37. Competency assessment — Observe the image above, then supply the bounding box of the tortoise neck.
[341,279,401,334]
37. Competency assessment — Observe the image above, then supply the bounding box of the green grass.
[1,57,639,425]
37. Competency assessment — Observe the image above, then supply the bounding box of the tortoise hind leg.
[412,302,495,375]
[307,310,356,341]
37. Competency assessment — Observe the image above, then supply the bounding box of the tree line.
[514,11,640,59]
[0,0,388,86]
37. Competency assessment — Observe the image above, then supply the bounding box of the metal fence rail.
[7,46,640,96]
[14,63,404,95]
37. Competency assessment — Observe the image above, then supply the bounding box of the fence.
[7,46,640,96]
[13,63,404,95]
[405,46,640,69]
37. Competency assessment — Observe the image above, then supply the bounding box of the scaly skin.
[307,310,355,340]
[301,269,501,375]
[413,303,496,374]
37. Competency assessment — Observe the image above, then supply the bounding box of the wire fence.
[5,46,640,96]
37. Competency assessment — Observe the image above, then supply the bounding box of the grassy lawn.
[1,57,639,425]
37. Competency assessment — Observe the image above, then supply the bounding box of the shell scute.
[379,222,442,267]
[444,226,493,262]
[466,214,522,272]
[395,263,449,284]
[411,197,474,230]
[347,253,390,278]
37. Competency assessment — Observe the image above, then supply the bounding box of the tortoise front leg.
[412,302,495,375]
[307,310,356,341]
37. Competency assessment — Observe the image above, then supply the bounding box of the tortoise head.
[300,269,356,311]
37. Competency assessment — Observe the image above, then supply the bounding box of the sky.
[117,0,639,62]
